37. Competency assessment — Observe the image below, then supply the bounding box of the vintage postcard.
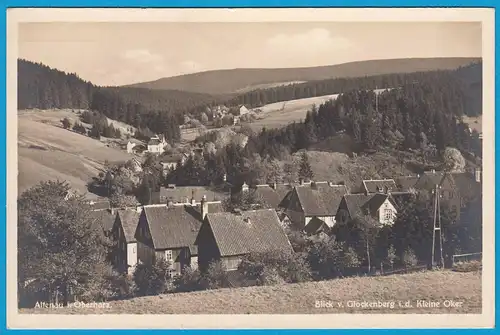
[6,7,495,329]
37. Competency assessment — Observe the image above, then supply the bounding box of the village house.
[239,182,294,209]
[112,209,141,274]
[159,153,188,173]
[124,138,144,154]
[152,185,228,205]
[336,193,398,227]
[283,181,349,230]
[147,134,167,154]
[195,209,293,272]
[134,198,223,277]
[413,169,482,219]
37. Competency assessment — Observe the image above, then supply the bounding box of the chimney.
[241,182,249,192]
[200,195,208,220]
[167,199,174,207]
[431,169,436,174]
[271,182,277,190]
[136,206,142,213]
[299,178,304,186]
[191,197,196,206]
[243,217,251,225]
[167,184,176,189]
[233,208,242,215]
[110,207,115,215]
[474,167,481,183]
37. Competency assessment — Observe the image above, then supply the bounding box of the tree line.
[165,78,482,190]
[203,62,481,117]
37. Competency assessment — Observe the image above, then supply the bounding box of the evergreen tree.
[298,152,314,181]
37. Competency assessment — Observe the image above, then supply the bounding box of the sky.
[18,22,482,86]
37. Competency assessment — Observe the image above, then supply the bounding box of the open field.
[462,115,482,133]
[20,270,481,314]
[18,109,133,195]
[249,89,387,131]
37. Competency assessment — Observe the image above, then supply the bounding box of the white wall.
[127,242,138,274]
[305,215,336,228]
[377,199,397,226]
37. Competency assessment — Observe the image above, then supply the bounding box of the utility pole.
[431,184,445,268]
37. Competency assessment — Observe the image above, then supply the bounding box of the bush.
[200,261,230,290]
[61,117,71,129]
[402,248,418,268]
[173,266,203,292]
[133,259,171,296]
[307,237,360,279]
[238,251,312,286]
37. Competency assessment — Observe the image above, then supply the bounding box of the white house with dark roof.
[147,134,167,154]
[336,193,397,227]
[195,209,293,272]
[134,197,223,277]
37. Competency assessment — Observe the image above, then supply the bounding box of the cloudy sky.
[18,22,481,86]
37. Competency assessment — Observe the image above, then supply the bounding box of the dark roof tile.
[204,209,293,257]
[296,183,348,216]
[116,210,140,243]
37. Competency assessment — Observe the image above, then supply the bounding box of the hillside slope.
[20,270,481,314]
[125,57,480,95]
[18,109,133,196]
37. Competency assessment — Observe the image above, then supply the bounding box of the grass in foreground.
[20,270,481,314]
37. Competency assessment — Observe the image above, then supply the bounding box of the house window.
[165,250,173,261]
[166,269,174,279]
[384,210,393,221]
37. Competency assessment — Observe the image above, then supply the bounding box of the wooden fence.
[452,252,482,265]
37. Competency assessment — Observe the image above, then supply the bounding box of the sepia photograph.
[6,7,494,329]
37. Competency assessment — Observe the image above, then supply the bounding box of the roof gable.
[143,205,204,251]
[116,210,140,243]
[205,209,293,257]
[362,179,397,194]
[253,184,293,208]
[159,186,227,203]
[295,183,348,216]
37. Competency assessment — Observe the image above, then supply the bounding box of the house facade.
[147,135,167,154]
[196,209,293,272]
[134,198,221,277]
[336,193,398,226]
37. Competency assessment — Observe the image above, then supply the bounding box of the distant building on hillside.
[147,134,167,154]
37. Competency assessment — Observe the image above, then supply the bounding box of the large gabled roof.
[295,182,348,216]
[203,209,293,257]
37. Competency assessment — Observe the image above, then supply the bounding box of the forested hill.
[17,59,222,140]
[17,59,220,115]
[168,71,483,188]
[218,62,482,117]
[125,57,480,95]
